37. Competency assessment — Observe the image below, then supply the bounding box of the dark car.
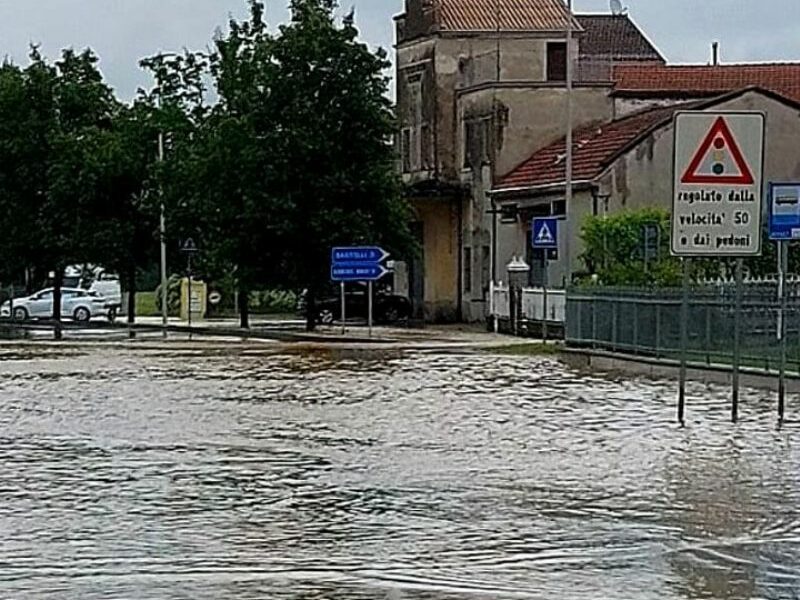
[298,284,411,325]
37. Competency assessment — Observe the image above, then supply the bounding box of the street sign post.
[331,246,390,337]
[768,183,800,424]
[672,111,765,424]
[769,183,800,241]
[180,238,200,341]
[532,218,559,342]
[672,112,765,257]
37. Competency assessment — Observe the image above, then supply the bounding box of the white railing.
[521,288,566,323]
[490,282,566,323]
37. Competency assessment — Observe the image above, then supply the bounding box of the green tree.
[270,0,413,329]
[580,209,793,287]
[580,209,680,286]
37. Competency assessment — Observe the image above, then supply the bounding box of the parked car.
[297,284,412,325]
[63,265,122,319]
[0,288,111,322]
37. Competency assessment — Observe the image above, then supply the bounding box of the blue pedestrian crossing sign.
[532,218,559,250]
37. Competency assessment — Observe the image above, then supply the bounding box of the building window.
[481,245,491,298]
[552,200,566,216]
[463,247,472,294]
[421,123,431,170]
[463,121,474,168]
[463,118,490,168]
[401,128,412,173]
[547,42,567,82]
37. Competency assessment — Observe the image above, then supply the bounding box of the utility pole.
[564,0,574,286]
[159,131,168,338]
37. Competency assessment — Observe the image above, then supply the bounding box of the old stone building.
[492,61,800,287]
[492,88,800,286]
[395,0,663,321]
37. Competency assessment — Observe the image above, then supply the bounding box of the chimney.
[712,41,720,66]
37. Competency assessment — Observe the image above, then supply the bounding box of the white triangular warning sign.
[536,223,555,245]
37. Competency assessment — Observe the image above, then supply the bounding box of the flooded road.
[0,344,799,599]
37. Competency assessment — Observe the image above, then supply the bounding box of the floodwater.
[0,344,799,599]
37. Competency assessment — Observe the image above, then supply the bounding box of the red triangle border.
[681,116,755,185]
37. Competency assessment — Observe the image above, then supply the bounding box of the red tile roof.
[614,64,800,103]
[577,14,664,62]
[436,0,580,32]
[495,102,699,191]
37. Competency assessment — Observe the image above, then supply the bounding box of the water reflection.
[0,347,798,599]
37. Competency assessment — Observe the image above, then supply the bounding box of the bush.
[249,289,297,314]
[154,275,182,316]
[580,209,679,286]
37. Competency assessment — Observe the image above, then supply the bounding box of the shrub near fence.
[566,282,800,374]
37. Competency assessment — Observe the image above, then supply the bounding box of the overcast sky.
[1,0,799,100]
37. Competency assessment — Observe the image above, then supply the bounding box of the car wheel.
[382,306,401,324]
[73,307,91,323]
[13,307,28,321]
[318,309,335,325]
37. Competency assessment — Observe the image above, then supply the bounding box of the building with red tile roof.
[495,101,696,192]
[613,63,800,103]
[490,88,800,287]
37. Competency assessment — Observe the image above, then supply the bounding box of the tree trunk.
[305,288,317,332]
[52,269,63,341]
[126,265,137,338]
[239,285,250,329]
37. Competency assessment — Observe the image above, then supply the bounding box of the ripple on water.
[0,347,799,599]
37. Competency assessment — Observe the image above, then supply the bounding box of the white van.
[63,265,123,319]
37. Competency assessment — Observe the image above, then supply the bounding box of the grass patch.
[489,342,563,356]
[135,292,159,317]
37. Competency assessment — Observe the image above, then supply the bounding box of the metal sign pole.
[341,282,346,336]
[542,256,549,344]
[368,281,373,338]
[678,258,689,426]
[732,258,743,423]
[779,240,788,424]
[187,255,193,342]
[9,283,14,324]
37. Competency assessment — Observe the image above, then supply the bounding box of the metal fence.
[566,282,800,373]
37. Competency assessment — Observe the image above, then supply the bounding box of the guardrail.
[565,284,800,374]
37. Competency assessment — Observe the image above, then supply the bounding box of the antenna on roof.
[609,0,627,15]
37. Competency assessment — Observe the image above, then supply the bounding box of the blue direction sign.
[769,183,800,241]
[331,246,390,282]
[332,246,389,264]
[331,264,389,282]
[532,218,559,250]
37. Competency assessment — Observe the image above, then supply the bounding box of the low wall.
[561,348,800,394]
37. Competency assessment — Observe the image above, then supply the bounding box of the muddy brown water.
[0,345,798,599]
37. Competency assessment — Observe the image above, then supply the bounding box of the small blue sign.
[769,183,800,241]
[331,245,390,282]
[532,218,559,250]
[332,246,389,264]
[331,264,389,282]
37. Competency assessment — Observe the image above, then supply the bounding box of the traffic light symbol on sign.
[681,117,755,185]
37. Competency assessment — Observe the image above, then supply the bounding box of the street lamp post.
[564,0,574,287]
[158,132,169,338]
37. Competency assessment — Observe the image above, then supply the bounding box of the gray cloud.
[1,1,798,101]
